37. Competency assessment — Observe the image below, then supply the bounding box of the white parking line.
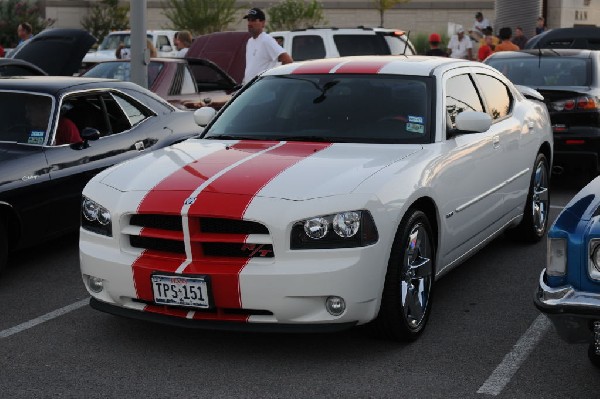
[0,298,88,339]
[477,314,551,396]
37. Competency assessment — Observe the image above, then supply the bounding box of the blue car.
[535,177,600,367]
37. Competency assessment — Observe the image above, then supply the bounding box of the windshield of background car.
[98,34,153,51]
[84,61,164,87]
[334,35,391,56]
[0,92,52,144]
[204,74,432,144]
[487,57,591,86]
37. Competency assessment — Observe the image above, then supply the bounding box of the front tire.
[588,342,600,368]
[374,210,435,341]
[510,152,550,243]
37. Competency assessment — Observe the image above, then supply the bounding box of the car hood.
[99,140,422,199]
[555,176,600,225]
[8,29,96,76]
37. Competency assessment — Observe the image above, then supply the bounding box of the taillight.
[552,96,599,111]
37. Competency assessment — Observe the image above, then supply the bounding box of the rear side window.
[111,92,153,127]
[334,34,391,56]
[445,74,484,130]
[292,35,326,61]
[475,74,512,120]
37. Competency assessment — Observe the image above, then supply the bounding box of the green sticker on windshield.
[406,123,424,134]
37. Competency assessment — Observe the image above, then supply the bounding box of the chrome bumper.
[534,270,600,343]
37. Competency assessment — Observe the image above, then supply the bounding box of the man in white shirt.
[243,7,293,84]
[470,11,491,40]
[447,27,473,60]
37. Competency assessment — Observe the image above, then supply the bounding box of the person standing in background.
[174,30,192,57]
[17,22,33,44]
[242,7,293,84]
[495,27,520,52]
[478,34,495,61]
[511,26,528,49]
[447,27,473,60]
[470,12,491,41]
[535,17,547,35]
[425,33,447,57]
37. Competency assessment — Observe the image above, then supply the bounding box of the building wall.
[44,0,495,38]
[546,0,600,29]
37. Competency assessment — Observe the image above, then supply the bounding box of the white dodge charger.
[80,56,553,341]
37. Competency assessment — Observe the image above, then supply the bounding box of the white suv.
[269,27,416,61]
[82,30,178,67]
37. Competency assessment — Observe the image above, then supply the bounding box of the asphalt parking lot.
[1,171,599,398]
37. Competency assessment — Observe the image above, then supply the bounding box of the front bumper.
[534,269,600,343]
[90,297,357,333]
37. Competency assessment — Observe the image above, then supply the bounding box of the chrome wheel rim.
[400,222,433,331]
[532,160,549,235]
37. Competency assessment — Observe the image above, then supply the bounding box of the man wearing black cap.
[243,7,293,84]
[470,11,490,41]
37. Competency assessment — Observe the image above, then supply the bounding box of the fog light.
[325,296,346,316]
[88,276,104,293]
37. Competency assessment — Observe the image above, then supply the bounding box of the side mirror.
[194,107,217,127]
[81,127,101,141]
[454,111,492,133]
[160,45,173,52]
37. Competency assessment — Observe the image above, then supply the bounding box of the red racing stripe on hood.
[184,141,332,316]
[132,141,283,322]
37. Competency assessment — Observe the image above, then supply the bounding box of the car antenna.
[401,30,411,57]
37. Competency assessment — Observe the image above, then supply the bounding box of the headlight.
[81,196,112,236]
[546,238,567,276]
[291,210,378,249]
[590,239,600,274]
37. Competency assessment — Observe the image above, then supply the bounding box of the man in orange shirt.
[494,27,520,52]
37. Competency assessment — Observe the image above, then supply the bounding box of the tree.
[372,0,410,27]
[81,0,129,47]
[0,0,55,48]
[267,0,326,31]
[162,0,241,35]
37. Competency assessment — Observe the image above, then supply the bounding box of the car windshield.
[487,57,591,86]
[98,34,153,51]
[83,61,164,87]
[0,92,52,144]
[204,74,432,144]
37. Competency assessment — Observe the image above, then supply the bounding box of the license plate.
[151,275,210,309]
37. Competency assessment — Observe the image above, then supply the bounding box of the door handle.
[492,135,500,149]
[134,141,145,151]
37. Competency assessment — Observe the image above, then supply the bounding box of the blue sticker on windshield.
[30,130,45,137]
[27,130,45,145]
[408,115,424,124]
[406,123,425,134]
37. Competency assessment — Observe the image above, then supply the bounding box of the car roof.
[270,27,406,35]
[0,76,126,95]
[486,49,596,59]
[263,55,480,77]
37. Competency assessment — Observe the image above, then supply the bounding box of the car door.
[473,71,529,218]
[436,70,507,267]
[43,89,160,232]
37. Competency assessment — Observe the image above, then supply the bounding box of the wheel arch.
[540,141,552,169]
[405,196,439,257]
[0,202,21,251]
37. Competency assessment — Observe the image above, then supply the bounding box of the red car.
[83,57,239,110]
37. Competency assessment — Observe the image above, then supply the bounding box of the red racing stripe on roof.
[291,59,344,74]
[334,59,392,74]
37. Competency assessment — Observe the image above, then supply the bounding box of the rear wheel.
[374,210,435,341]
[510,152,549,242]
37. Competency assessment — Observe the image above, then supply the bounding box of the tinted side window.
[475,74,512,120]
[292,35,326,61]
[157,35,170,49]
[180,67,197,94]
[111,92,152,128]
[334,34,391,56]
[0,65,43,76]
[445,74,483,129]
